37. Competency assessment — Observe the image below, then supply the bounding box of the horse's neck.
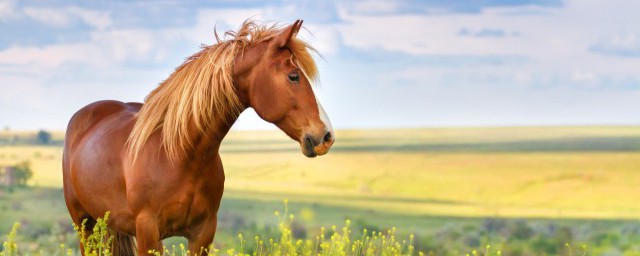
[184,49,254,163]
[186,118,231,161]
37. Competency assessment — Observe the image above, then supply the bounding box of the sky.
[1,0,639,131]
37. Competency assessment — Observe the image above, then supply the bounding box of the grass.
[222,152,640,219]
[0,146,63,187]
[2,187,640,255]
[3,126,640,218]
[218,126,640,219]
[1,126,640,254]
[1,202,422,256]
[0,223,19,256]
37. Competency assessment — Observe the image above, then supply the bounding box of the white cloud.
[341,1,404,15]
[0,8,281,71]
[23,7,74,27]
[0,27,182,69]
[299,24,341,56]
[185,9,341,58]
[0,0,16,20]
[91,29,158,62]
[68,7,112,29]
[570,71,598,86]
[334,0,638,58]
[0,43,97,68]
[514,72,533,85]
[570,71,597,83]
[0,38,162,69]
[590,33,640,57]
[187,8,265,45]
[332,0,640,87]
[0,75,46,108]
[335,6,569,57]
[22,6,112,29]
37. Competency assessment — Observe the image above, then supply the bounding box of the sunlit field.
[5,127,639,218]
[222,127,640,219]
[2,126,640,254]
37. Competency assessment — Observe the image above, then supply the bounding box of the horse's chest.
[160,184,220,236]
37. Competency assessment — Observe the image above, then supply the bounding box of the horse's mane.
[127,20,318,162]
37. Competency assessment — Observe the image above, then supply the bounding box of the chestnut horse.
[62,19,334,255]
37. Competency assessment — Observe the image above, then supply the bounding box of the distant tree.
[36,130,52,145]
[2,126,8,132]
[1,161,33,188]
[13,161,33,186]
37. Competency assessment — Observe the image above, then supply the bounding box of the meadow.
[1,126,640,255]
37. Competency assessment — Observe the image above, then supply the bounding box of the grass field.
[2,126,640,218]
[1,126,640,254]
[223,127,640,218]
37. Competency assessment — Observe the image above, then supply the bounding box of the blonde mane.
[127,20,318,163]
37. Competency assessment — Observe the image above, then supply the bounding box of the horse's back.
[64,100,140,150]
[63,100,141,231]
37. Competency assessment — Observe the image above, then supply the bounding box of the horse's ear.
[273,19,303,48]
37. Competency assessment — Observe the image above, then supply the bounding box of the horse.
[62,19,334,255]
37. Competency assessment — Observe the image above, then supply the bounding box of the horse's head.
[234,20,334,158]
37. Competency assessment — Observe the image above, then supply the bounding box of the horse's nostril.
[323,132,332,143]
[304,135,315,152]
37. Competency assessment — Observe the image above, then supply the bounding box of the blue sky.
[1,0,639,130]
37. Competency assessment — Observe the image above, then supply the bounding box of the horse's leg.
[64,146,94,255]
[187,218,217,256]
[63,185,95,255]
[135,212,163,255]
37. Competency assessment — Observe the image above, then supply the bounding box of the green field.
[1,126,640,254]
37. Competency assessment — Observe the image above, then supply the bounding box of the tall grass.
[232,200,416,256]
[151,200,420,256]
[0,224,19,256]
[1,201,423,256]
[74,212,113,256]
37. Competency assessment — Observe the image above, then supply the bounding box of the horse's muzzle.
[301,131,334,158]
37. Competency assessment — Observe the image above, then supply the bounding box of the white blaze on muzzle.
[315,96,333,134]
[303,90,334,157]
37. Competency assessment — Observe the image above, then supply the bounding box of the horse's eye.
[288,72,300,83]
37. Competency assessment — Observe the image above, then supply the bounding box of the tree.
[1,161,32,188]
[36,130,52,145]
[13,161,33,186]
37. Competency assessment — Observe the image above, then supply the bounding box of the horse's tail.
[110,229,136,256]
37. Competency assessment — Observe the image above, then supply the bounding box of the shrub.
[508,220,533,241]
[36,130,52,145]
[12,161,33,187]
[1,161,32,189]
